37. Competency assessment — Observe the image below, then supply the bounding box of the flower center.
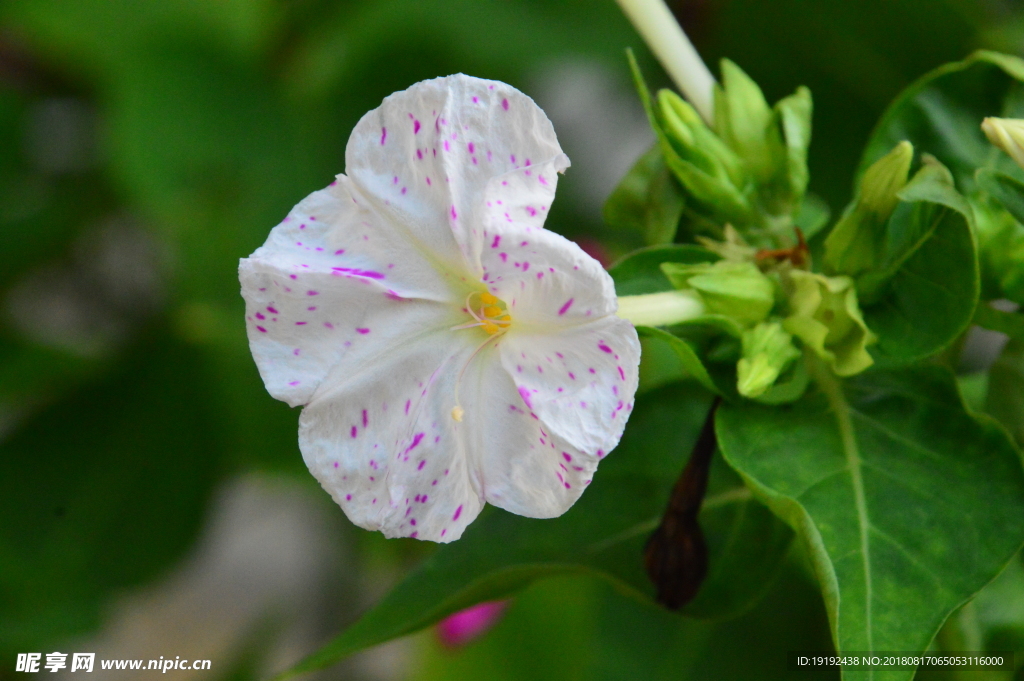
[448,291,512,422]
[454,291,512,336]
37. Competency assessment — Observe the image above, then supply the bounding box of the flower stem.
[617,290,705,327]
[615,0,716,125]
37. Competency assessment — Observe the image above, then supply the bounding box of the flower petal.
[499,316,640,458]
[240,177,467,407]
[298,329,486,543]
[345,74,569,276]
[454,340,603,518]
[479,221,618,324]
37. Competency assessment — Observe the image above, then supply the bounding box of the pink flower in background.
[240,75,639,543]
[436,600,509,648]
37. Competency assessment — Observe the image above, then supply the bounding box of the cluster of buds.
[634,55,812,246]
[639,225,876,399]
[614,0,880,398]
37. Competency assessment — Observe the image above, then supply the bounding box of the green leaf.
[276,383,791,679]
[973,303,1024,344]
[974,169,1024,304]
[0,332,224,654]
[717,365,1024,680]
[635,326,722,396]
[608,244,719,296]
[978,167,1024,226]
[413,553,832,681]
[603,144,685,246]
[860,50,1024,192]
[969,553,1024,660]
[859,172,978,366]
[856,51,1024,310]
[987,339,1024,447]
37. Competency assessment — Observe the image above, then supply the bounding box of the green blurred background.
[0,1,1020,679]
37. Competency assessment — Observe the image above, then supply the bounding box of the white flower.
[239,75,640,542]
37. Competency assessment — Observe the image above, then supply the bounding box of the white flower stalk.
[240,75,640,543]
[616,0,716,124]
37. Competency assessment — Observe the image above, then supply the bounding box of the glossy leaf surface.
[718,366,1024,680]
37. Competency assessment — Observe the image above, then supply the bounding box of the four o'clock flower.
[239,75,640,543]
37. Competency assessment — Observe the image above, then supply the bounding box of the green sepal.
[736,321,801,398]
[750,356,810,405]
[783,271,877,377]
[661,260,776,326]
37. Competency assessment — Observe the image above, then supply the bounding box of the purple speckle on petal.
[414,119,421,134]
[362,409,368,427]
[518,386,533,409]
[346,494,352,501]
[453,505,463,521]
[307,290,319,296]
[350,426,357,438]
[418,460,426,470]
[357,328,370,334]
[501,98,509,111]
[598,342,613,353]
[381,127,387,145]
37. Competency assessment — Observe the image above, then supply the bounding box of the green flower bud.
[782,271,877,377]
[824,141,913,276]
[982,117,1024,170]
[661,260,775,326]
[737,321,801,398]
[655,89,751,224]
[659,90,747,188]
[714,59,784,186]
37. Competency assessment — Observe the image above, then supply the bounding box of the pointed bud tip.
[860,140,913,217]
[982,117,1024,169]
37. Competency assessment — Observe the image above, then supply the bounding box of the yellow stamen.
[483,305,502,318]
[451,406,465,421]
[480,292,498,305]
[482,321,500,335]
